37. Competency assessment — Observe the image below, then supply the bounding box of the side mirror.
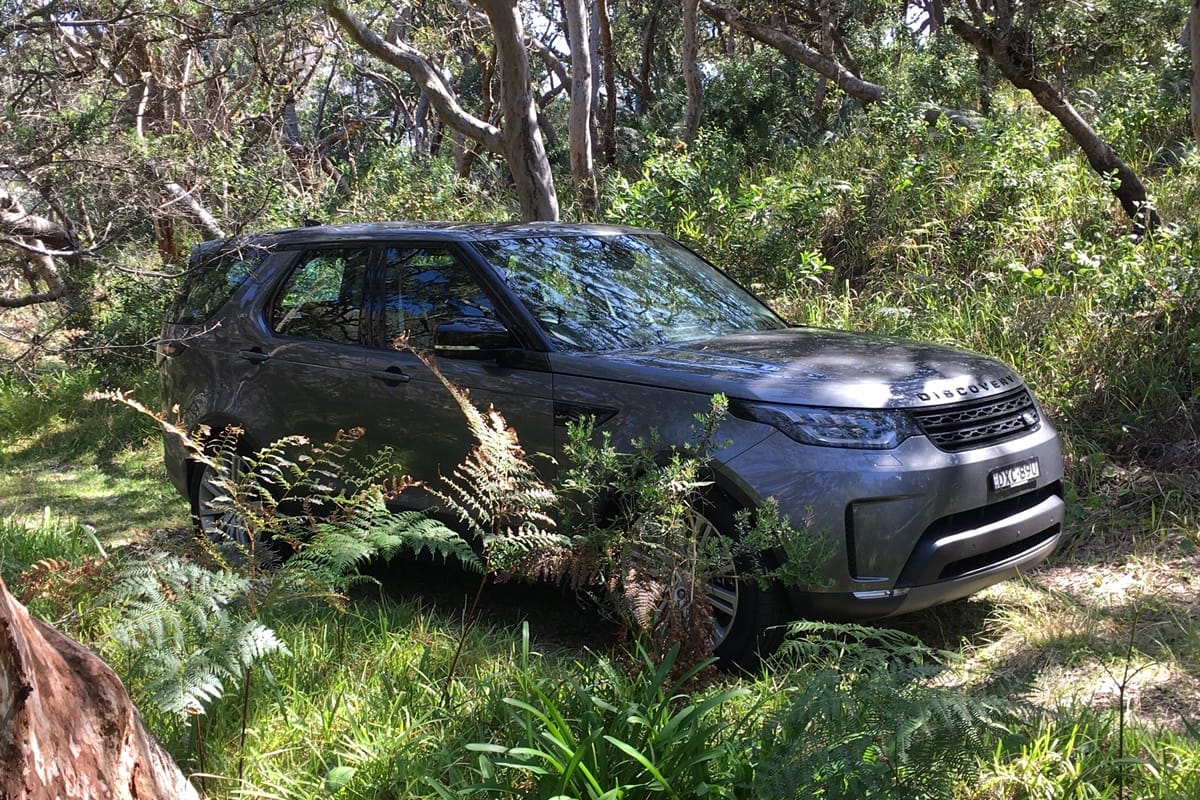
[433,317,514,359]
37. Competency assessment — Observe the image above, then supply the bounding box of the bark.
[596,0,618,163]
[1191,0,1199,145]
[681,0,703,142]
[0,188,69,309]
[948,16,1161,234]
[637,3,660,112]
[699,0,886,105]
[588,3,603,160]
[564,0,598,214]
[162,182,226,240]
[0,575,200,800]
[473,0,560,221]
[327,0,559,221]
[921,0,945,34]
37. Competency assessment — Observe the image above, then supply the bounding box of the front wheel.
[694,495,788,670]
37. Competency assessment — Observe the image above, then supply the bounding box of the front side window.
[380,247,495,350]
[271,248,369,344]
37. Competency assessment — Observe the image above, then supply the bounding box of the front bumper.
[796,489,1062,620]
[720,418,1065,619]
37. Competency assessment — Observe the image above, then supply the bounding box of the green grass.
[3,87,1200,797]
[0,365,187,540]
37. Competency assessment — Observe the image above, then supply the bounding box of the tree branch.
[948,15,1160,233]
[325,0,503,154]
[699,0,885,105]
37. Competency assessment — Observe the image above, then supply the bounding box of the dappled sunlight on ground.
[890,535,1200,732]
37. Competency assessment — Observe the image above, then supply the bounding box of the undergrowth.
[1,71,1199,798]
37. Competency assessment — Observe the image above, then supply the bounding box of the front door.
[357,243,556,507]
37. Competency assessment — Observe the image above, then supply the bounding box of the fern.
[105,555,290,716]
[91,389,489,725]
[754,621,1014,799]
[404,349,565,574]
[301,487,482,579]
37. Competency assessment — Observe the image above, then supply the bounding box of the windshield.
[474,233,786,351]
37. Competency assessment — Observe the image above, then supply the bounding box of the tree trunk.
[699,0,885,106]
[596,0,619,164]
[0,576,200,800]
[681,0,703,142]
[564,0,598,215]
[1191,0,1200,145]
[162,182,226,240]
[0,188,70,309]
[479,0,560,221]
[949,16,1160,235]
[327,0,559,221]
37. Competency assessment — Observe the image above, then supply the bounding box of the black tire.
[189,447,285,564]
[695,493,788,671]
[191,449,252,545]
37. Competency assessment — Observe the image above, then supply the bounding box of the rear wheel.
[192,452,252,546]
[189,448,284,564]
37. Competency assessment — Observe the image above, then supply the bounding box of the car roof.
[194,221,657,255]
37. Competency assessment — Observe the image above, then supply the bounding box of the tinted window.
[271,248,369,344]
[474,234,784,351]
[166,245,268,324]
[380,247,495,350]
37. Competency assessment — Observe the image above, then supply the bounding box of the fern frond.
[756,623,1011,798]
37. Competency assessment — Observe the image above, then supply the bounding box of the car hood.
[554,328,1024,409]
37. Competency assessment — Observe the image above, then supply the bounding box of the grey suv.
[158,222,1065,662]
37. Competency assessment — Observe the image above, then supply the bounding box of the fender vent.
[912,388,1040,452]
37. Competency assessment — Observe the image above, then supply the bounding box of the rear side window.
[167,245,268,324]
[271,248,370,344]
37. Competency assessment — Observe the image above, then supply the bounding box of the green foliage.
[553,395,827,667]
[0,509,108,624]
[701,50,828,158]
[447,628,753,799]
[976,705,1200,800]
[341,149,517,223]
[91,389,473,739]
[104,555,289,716]
[0,508,103,587]
[755,622,1012,799]
[409,348,563,575]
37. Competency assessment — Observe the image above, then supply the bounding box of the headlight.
[731,401,919,449]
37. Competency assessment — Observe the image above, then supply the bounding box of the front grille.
[912,388,1040,452]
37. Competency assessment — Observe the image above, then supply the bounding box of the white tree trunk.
[477,0,560,221]
[564,0,598,214]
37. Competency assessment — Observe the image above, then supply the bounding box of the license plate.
[989,458,1040,492]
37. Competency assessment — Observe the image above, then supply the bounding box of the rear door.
[229,244,374,451]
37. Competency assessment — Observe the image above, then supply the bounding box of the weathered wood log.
[0,575,200,800]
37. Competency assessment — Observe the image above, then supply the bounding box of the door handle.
[371,366,411,385]
[238,348,269,363]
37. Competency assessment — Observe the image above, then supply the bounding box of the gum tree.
[326,0,560,221]
[946,0,1161,234]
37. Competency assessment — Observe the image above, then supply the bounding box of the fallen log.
[0,574,200,799]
